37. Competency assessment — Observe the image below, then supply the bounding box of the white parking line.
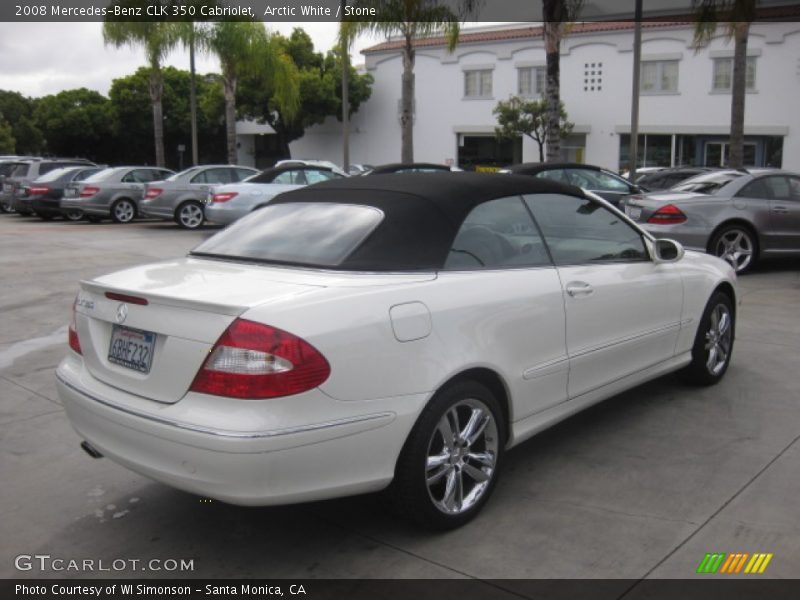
[0,325,67,370]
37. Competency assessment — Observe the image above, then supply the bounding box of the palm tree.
[175,21,201,166]
[347,1,478,163]
[339,18,359,172]
[693,1,757,169]
[103,21,179,167]
[542,0,584,163]
[201,21,300,164]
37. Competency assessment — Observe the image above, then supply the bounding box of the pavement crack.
[0,375,62,407]
[616,430,800,599]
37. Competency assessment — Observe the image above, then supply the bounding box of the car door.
[524,193,683,399]
[440,195,568,420]
[731,176,775,251]
[765,175,800,251]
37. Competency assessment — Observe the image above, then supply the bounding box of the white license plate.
[627,206,642,220]
[3,184,11,192]
[108,325,155,374]
[64,188,77,197]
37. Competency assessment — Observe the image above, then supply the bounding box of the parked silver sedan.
[625,168,800,273]
[204,164,345,225]
[139,165,259,229]
[61,166,174,223]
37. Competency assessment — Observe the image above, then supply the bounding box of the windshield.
[670,171,744,194]
[191,202,384,268]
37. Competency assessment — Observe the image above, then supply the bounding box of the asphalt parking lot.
[1,213,799,582]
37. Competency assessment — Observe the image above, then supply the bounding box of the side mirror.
[652,238,685,263]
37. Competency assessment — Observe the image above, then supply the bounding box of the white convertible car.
[56,173,737,529]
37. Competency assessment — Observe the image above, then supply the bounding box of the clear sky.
[0,22,385,98]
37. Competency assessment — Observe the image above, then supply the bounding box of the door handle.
[772,206,789,214]
[566,282,594,297]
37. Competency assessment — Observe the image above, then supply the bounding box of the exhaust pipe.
[80,441,103,459]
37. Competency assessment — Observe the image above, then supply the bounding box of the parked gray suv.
[60,166,174,223]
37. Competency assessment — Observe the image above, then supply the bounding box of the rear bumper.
[56,355,425,506]
[204,204,243,225]
[61,198,108,216]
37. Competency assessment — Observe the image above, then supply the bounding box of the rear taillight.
[69,298,82,355]
[80,186,99,198]
[647,204,687,224]
[212,192,238,203]
[190,319,330,399]
[28,186,50,196]
[144,187,162,200]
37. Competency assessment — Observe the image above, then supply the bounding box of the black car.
[365,163,457,175]
[635,167,716,191]
[26,166,106,221]
[507,162,642,209]
[5,158,96,214]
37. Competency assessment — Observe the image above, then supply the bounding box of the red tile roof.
[362,6,800,54]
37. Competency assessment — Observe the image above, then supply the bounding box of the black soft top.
[269,172,586,271]
[508,162,606,175]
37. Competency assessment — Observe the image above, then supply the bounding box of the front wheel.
[175,201,204,229]
[111,199,136,223]
[710,226,757,274]
[681,292,735,386]
[391,381,504,530]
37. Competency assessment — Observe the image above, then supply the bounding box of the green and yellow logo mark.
[696,552,773,574]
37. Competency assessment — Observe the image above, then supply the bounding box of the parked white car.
[57,173,737,529]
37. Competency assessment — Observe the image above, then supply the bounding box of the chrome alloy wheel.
[714,228,754,273]
[705,303,732,376]
[113,200,135,223]
[178,202,203,229]
[425,398,498,515]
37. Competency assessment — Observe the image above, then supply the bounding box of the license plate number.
[627,206,642,220]
[108,325,155,374]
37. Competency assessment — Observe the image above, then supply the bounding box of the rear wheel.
[681,292,735,386]
[710,225,757,274]
[64,209,84,222]
[0,198,13,213]
[175,201,204,229]
[111,199,136,223]
[391,381,504,530]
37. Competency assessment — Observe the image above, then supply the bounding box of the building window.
[640,60,679,93]
[464,69,493,98]
[518,66,545,97]
[712,56,756,91]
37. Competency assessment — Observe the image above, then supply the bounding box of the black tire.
[175,200,204,229]
[391,380,505,530]
[86,215,103,223]
[0,199,13,213]
[111,198,136,223]
[64,209,84,222]
[680,291,735,386]
[709,225,758,274]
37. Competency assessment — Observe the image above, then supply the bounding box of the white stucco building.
[289,18,800,172]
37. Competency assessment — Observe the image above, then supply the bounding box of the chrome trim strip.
[570,322,681,359]
[523,356,570,380]
[56,372,394,440]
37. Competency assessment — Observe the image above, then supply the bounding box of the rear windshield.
[191,202,384,268]
[35,167,77,183]
[83,168,119,182]
[671,171,744,194]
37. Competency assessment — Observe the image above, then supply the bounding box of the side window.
[39,163,60,176]
[74,169,98,181]
[203,168,233,184]
[524,193,648,265]
[304,169,336,184]
[788,177,800,201]
[765,176,790,200]
[444,196,551,270]
[120,170,137,183]
[233,168,256,181]
[272,170,306,185]
[737,178,772,200]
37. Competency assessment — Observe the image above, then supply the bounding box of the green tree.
[0,90,44,154]
[542,0,584,162]
[200,20,299,164]
[347,0,478,163]
[0,116,15,154]
[237,28,372,159]
[693,0,756,169]
[494,96,573,163]
[32,89,115,161]
[103,18,180,166]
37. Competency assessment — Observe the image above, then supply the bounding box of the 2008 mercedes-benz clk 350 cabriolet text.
[56,173,737,529]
